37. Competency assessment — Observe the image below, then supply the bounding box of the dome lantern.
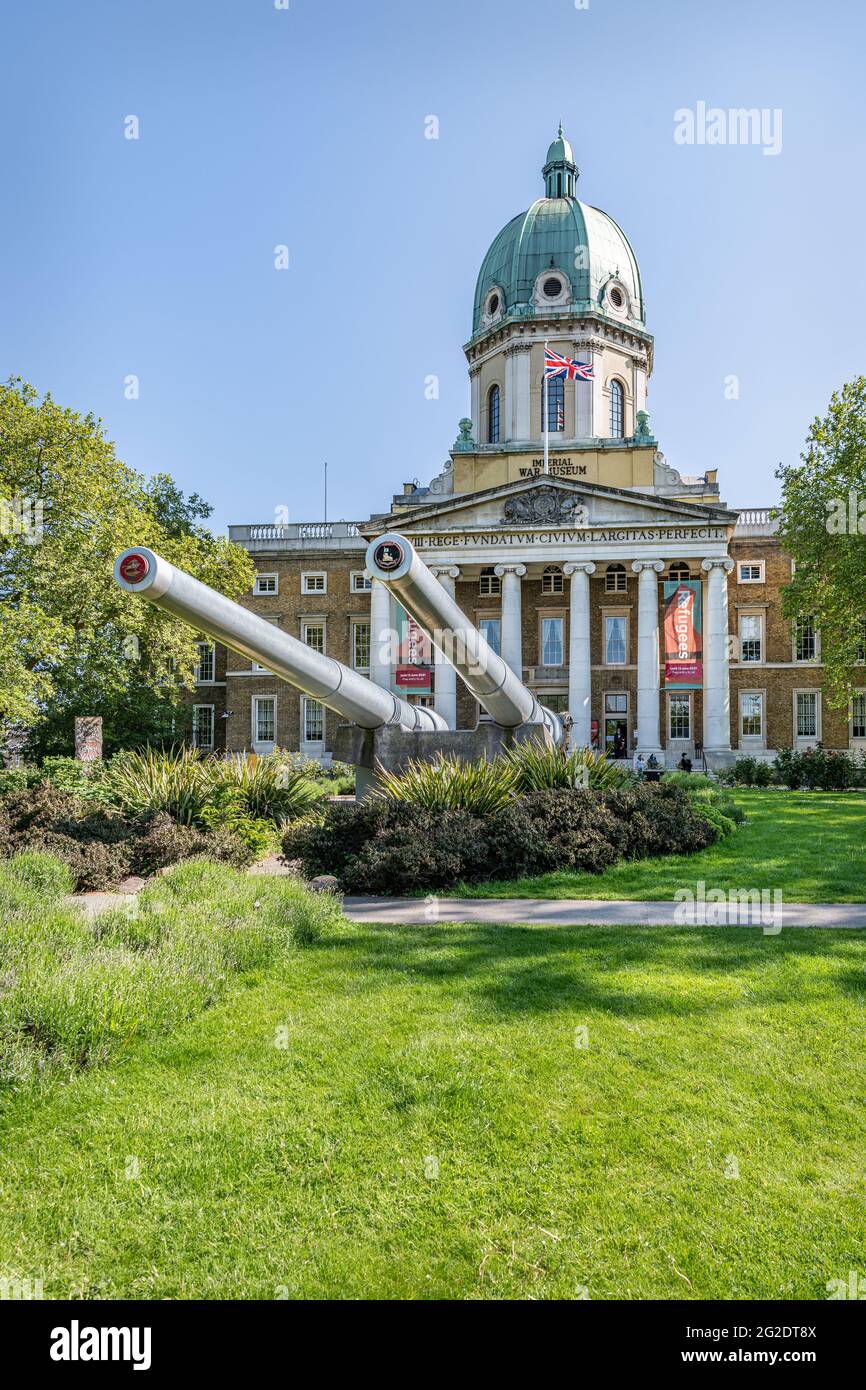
[542,122,578,199]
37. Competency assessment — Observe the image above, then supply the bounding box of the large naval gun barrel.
[365,533,562,742]
[113,547,447,733]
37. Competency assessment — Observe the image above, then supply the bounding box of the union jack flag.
[544,348,594,381]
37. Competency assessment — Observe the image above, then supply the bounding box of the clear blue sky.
[2,0,864,531]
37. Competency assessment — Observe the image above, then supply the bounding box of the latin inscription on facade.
[413,525,729,549]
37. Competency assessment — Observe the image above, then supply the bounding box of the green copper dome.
[471,128,645,337]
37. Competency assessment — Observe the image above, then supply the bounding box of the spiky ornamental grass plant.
[104,746,320,829]
[503,740,634,792]
[103,745,212,825]
[374,753,519,814]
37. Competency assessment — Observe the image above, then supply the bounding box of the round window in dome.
[543,276,562,299]
[487,292,500,316]
[609,286,624,309]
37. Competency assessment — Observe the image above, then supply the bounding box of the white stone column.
[563,561,596,746]
[632,560,664,755]
[591,341,605,437]
[469,367,481,444]
[429,565,460,729]
[369,578,393,691]
[511,344,532,442]
[494,563,526,676]
[701,557,734,751]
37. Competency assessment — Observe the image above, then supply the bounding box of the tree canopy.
[776,376,866,708]
[0,378,254,754]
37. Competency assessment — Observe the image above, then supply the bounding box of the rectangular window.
[479,617,501,656]
[541,616,564,666]
[794,617,817,662]
[738,561,764,583]
[303,698,324,743]
[254,573,278,595]
[605,567,627,593]
[605,693,627,714]
[352,621,370,669]
[351,571,372,593]
[851,693,866,740]
[796,691,818,739]
[302,572,327,594]
[542,568,564,595]
[191,704,214,749]
[542,692,569,714]
[740,692,763,739]
[194,640,215,683]
[253,697,275,744]
[479,570,501,596]
[669,694,690,740]
[739,613,763,663]
[302,622,325,654]
[604,614,627,665]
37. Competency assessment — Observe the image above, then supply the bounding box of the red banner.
[664,580,703,688]
[396,666,431,689]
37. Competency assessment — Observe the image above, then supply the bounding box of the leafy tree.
[0,379,254,754]
[776,376,866,708]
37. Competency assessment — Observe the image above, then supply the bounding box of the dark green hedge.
[283,783,719,894]
[0,787,252,891]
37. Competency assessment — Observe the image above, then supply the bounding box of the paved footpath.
[343,898,866,929]
[67,889,866,929]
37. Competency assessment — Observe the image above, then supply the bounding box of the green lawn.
[455,791,866,901]
[1,915,864,1300]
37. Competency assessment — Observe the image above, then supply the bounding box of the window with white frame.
[794,616,818,662]
[303,698,324,743]
[668,693,691,740]
[191,704,214,749]
[351,571,372,593]
[795,690,819,740]
[851,692,866,742]
[604,614,628,665]
[194,640,215,683]
[738,561,765,583]
[302,621,325,654]
[605,564,627,594]
[254,573,278,595]
[542,565,564,595]
[740,691,764,740]
[541,616,564,666]
[479,567,501,596]
[739,613,763,663]
[352,621,370,669]
[301,572,327,594]
[669,562,690,582]
[253,696,276,744]
[479,616,501,656]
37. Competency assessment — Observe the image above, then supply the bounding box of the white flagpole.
[543,339,549,476]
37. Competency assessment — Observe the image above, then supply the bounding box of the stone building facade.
[187,131,866,766]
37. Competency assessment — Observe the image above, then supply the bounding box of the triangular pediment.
[361,475,737,537]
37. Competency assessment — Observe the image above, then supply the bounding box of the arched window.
[543,373,565,433]
[605,563,627,594]
[542,565,564,595]
[669,562,690,582]
[609,379,624,437]
[487,385,500,444]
